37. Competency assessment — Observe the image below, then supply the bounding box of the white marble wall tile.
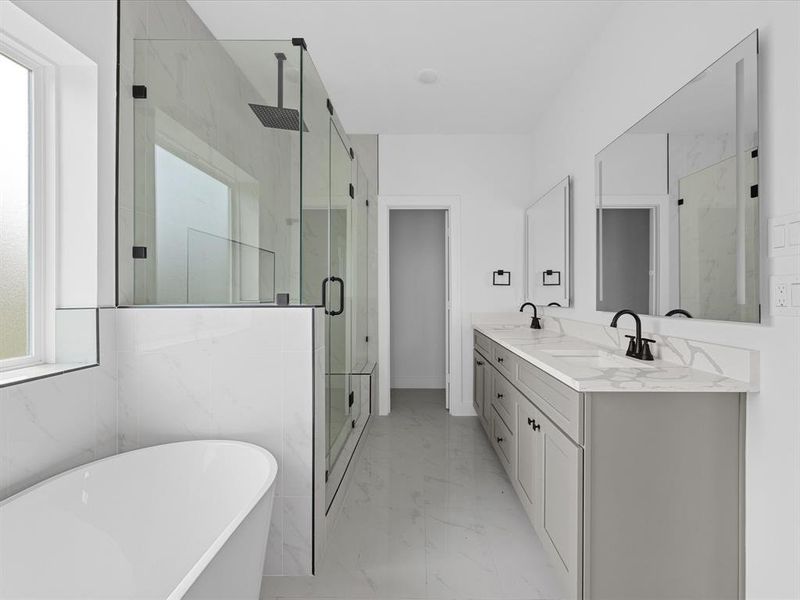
[313,344,326,569]
[116,306,316,575]
[264,495,284,576]
[281,310,313,352]
[313,307,325,351]
[0,368,111,500]
[0,306,118,501]
[282,496,313,576]
[94,308,118,459]
[282,351,313,497]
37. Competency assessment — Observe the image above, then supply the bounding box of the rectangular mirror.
[525,176,571,307]
[595,31,759,323]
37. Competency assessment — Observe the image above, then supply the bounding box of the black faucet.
[519,302,541,329]
[609,309,654,361]
[665,308,693,318]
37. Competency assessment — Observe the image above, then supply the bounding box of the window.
[0,50,40,369]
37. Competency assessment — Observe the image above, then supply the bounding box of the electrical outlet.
[776,283,788,307]
[771,275,800,316]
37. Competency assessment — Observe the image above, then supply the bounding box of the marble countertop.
[474,324,754,393]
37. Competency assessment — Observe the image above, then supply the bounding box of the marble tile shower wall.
[118,0,299,304]
[0,308,118,501]
[116,307,319,576]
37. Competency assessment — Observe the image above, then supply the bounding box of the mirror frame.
[524,176,571,308]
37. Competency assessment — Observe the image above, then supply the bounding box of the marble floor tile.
[262,389,562,600]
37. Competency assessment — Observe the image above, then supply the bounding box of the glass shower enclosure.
[126,38,371,508]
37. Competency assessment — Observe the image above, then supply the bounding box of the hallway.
[262,389,561,600]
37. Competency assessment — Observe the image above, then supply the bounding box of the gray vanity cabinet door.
[482,360,493,427]
[540,415,583,599]
[473,351,486,417]
[516,399,543,529]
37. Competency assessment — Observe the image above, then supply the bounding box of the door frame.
[378,195,462,416]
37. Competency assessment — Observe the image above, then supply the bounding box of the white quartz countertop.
[475,324,754,393]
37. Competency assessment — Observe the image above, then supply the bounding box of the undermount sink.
[539,348,655,369]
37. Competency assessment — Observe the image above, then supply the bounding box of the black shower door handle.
[321,276,345,316]
[330,276,344,316]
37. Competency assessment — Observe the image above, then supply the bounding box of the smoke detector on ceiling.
[417,69,439,84]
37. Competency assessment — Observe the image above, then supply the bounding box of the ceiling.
[187,1,621,134]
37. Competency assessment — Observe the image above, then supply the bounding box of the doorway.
[597,207,656,315]
[378,196,462,416]
[389,210,447,408]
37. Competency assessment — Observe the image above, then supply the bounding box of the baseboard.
[391,375,446,388]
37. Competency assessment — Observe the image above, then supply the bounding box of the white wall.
[390,210,446,389]
[379,135,535,413]
[525,2,800,598]
[0,1,118,501]
[12,0,117,306]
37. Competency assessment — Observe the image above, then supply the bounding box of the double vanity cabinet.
[473,325,748,600]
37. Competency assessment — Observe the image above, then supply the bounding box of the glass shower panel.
[327,121,353,469]
[132,39,301,304]
[351,162,369,374]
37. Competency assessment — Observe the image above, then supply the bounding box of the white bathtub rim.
[0,439,279,600]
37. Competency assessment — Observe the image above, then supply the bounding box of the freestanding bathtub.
[0,440,278,600]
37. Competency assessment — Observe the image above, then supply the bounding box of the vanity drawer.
[493,344,517,381]
[474,331,494,359]
[492,371,520,434]
[516,360,583,444]
[491,407,515,473]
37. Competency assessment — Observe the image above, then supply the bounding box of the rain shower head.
[249,52,309,132]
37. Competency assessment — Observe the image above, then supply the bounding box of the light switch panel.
[770,213,800,257]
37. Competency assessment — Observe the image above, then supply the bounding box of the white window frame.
[0,42,49,372]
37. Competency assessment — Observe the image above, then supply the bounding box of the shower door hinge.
[349,183,355,199]
[132,85,147,99]
[751,148,758,158]
[325,469,329,482]
[132,246,147,259]
[291,37,307,50]
[751,184,759,198]
[365,336,369,343]
[351,419,356,429]
[677,198,684,206]
[348,391,354,407]
[349,147,354,160]
[326,98,334,115]
[366,199,369,207]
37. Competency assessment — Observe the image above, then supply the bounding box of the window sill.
[0,362,98,389]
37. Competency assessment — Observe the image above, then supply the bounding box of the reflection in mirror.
[525,177,571,307]
[595,31,759,323]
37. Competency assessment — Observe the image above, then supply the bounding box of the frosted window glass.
[0,53,31,361]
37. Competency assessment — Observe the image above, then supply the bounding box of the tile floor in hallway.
[262,388,562,600]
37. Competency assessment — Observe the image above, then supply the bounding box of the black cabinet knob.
[533,421,541,431]
[497,393,504,399]
[497,357,504,363]
[476,360,484,366]
[496,437,504,443]
[527,417,534,426]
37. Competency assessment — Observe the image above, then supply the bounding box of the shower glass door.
[326,122,352,471]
